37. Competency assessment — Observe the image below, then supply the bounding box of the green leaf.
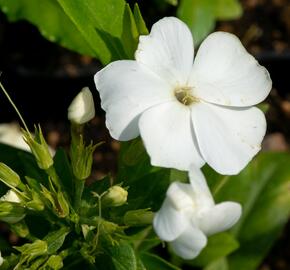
[53,148,74,199]
[189,233,239,267]
[204,258,229,270]
[205,152,290,270]
[140,252,181,270]
[0,0,144,63]
[103,240,138,270]
[133,4,149,35]
[44,227,70,254]
[177,0,242,45]
[0,0,93,57]
[214,0,242,19]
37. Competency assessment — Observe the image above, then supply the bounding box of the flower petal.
[170,223,207,260]
[190,32,272,107]
[135,17,194,85]
[198,202,242,236]
[139,102,205,171]
[191,102,266,174]
[166,182,195,211]
[94,60,173,141]
[189,165,214,208]
[153,197,189,241]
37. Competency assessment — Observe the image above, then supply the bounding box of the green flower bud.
[56,191,70,218]
[26,190,44,211]
[124,209,154,226]
[14,239,47,257]
[10,220,29,238]
[0,163,21,188]
[70,136,98,180]
[0,201,26,223]
[102,186,128,207]
[22,126,53,170]
[46,255,63,270]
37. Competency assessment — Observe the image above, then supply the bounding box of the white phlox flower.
[0,251,3,266]
[0,123,55,156]
[94,17,272,175]
[0,189,21,203]
[0,123,31,152]
[153,166,242,259]
[68,87,95,124]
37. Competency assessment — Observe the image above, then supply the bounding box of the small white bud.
[68,87,95,124]
[102,186,128,207]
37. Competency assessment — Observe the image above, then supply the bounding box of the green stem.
[46,166,62,191]
[0,81,29,132]
[74,179,85,212]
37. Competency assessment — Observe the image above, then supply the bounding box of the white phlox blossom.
[95,17,272,175]
[0,123,31,152]
[0,251,3,266]
[0,123,55,156]
[153,166,242,259]
[0,189,21,203]
[68,87,95,124]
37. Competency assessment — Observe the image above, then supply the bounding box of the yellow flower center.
[174,86,199,106]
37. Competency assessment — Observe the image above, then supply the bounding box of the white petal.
[94,60,173,141]
[153,197,189,241]
[170,223,207,260]
[166,182,195,211]
[0,190,21,203]
[135,17,194,85]
[139,102,205,171]
[0,123,30,152]
[191,102,266,174]
[0,251,3,266]
[68,87,95,124]
[198,202,242,236]
[189,165,214,208]
[190,32,272,106]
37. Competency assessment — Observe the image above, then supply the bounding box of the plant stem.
[0,81,29,132]
[74,179,85,212]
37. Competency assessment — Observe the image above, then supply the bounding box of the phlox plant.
[0,1,289,270]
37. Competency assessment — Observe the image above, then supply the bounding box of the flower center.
[174,86,199,106]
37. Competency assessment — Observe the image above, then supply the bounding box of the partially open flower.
[95,17,272,175]
[153,166,242,259]
[68,87,95,125]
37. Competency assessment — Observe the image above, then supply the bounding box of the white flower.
[68,87,95,124]
[94,17,272,175]
[0,251,3,266]
[0,123,31,152]
[0,189,21,203]
[153,166,241,259]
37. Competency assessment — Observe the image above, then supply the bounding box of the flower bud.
[0,201,26,223]
[70,136,97,180]
[102,186,128,207]
[0,190,21,203]
[68,87,95,124]
[10,220,29,238]
[0,163,21,188]
[46,255,63,270]
[22,126,53,170]
[124,209,154,226]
